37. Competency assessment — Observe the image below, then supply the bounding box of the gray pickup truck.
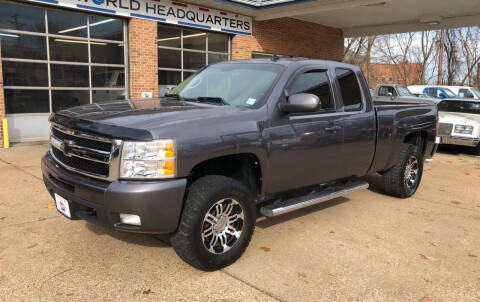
[42,59,438,271]
[374,84,438,104]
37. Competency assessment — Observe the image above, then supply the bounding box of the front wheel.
[382,144,424,198]
[170,175,256,271]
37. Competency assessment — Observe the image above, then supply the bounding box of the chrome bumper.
[440,136,479,147]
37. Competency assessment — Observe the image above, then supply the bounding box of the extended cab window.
[288,70,334,111]
[335,68,363,111]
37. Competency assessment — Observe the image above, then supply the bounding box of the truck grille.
[50,124,120,180]
[438,123,453,136]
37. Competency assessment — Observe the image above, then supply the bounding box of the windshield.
[471,88,480,98]
[438,100,480,115]
[170,63,285,108]
[443,88,457,97]
[397,86,412,96]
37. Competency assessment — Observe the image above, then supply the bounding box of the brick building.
[0,0,343,144]
[361,62,423,89]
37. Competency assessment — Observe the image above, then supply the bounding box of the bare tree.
[418,31,437,84]
[457,27,480,86]
[444,29,460,85]
[376,32,418,85]
[344,36,378,84]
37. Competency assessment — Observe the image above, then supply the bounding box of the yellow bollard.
[2,118,9,149]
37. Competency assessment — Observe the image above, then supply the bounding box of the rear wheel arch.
[403,131,428,156]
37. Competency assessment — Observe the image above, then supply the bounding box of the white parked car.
[437,99,480,155]
[441,86,480,99]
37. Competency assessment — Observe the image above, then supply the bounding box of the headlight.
[120,140,175,178]
[454,125,474,135]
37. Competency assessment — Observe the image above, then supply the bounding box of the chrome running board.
[260,180,369,217]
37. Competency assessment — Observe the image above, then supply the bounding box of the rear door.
[334,68,376,177]
[264,66,345,193]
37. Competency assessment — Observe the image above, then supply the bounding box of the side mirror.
[387,92,393,96]
[439,93,447,99]
[279,93,320,114]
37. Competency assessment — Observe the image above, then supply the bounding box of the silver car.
[437,99,480,155]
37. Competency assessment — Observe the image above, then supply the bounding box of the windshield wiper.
[191,97,228,106]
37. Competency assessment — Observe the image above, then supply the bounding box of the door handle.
[325,126,342,132]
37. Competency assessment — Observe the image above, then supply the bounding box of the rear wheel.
[170,175,255,271]
[473,143,480,156]
[382,144,424,198]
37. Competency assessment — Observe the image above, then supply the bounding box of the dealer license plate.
[55,193,71,218]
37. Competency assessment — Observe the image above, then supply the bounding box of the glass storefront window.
[184,51,206,70]
[91,66,125,87]
[0,33,47,60]
[157,24,230,95]
[158,48,181,69]
[158,70,182,85]
[183,29,206,51]
[92,90,126,103]
[4,89,49,114]
[48,10,88,37]
[89,16,123,41]
[2,61,48,87]
[51,64,89,87]
[157,25,181,48]
[0,2,45,32]
[208,33,229,53]
[91,42,124,64]
[0,1,127,114]
[208,53,228,65]
[49,37,89,62]
[52,90,90,112]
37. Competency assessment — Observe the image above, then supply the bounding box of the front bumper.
[440,136,479,147]
[42,152,187,234]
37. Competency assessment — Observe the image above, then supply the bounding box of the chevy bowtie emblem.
[63,140,75,157]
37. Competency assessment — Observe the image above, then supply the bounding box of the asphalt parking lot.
[0,142,479,301]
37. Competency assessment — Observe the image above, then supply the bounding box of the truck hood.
[51,99,247,140]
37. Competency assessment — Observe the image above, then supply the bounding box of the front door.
[264,68,345,194]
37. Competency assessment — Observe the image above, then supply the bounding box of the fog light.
[119,213,141,226]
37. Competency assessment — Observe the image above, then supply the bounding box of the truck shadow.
[85,223,171,247]
[255,196,350,229]
[363,174,386,195]
[437,145,479,157]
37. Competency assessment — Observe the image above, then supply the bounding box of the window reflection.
[0,2,45,32]
[89,16,123,41]
[0,33,46,60]
[49,37,88,62]
[52,90,90,112]
[51,64,89,87]
[5,89,49,114]
[91,42,124,64]
[48,9,87,37]
[2,61,48,86]
[0,2,127,114]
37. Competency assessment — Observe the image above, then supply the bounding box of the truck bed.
[370,101,438,173]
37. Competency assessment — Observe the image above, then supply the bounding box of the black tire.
[473,144,480,156]
[170,175,256,271]
[382,144,424,198]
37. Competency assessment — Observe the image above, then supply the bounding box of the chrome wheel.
[201,198,244,254]
[404,155,419,189]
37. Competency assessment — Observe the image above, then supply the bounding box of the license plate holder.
[55,193,71,218]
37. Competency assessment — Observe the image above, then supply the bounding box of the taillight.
[436,110,439,136]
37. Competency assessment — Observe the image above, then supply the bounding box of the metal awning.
[186,0,480,36]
